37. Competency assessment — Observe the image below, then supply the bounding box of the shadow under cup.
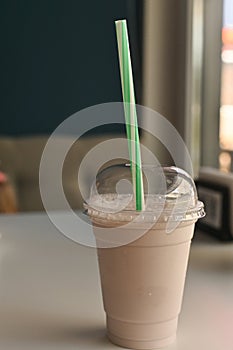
[84,164,205,349]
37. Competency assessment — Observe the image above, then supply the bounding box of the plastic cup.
[84,164,205,349]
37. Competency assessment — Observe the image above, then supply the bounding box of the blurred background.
[0,0,232,213]
[0,0,142,134]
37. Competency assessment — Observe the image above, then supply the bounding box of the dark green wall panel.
[0,0,141,135]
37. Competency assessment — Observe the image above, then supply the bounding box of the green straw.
[115,19,145,211]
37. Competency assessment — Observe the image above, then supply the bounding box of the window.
[201,0,233,172]
[219,0,233,171]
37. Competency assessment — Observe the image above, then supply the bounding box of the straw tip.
[115,19,127,25]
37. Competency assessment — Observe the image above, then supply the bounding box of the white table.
[0,212,233,350]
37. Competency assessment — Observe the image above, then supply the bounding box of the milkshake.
[84,164,205,349]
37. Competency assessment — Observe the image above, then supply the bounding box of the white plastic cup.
[84,165,205,349]
[95,220,195,349]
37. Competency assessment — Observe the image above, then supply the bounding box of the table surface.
[0,212,233,350]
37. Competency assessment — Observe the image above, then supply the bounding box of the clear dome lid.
[84,164,205,223]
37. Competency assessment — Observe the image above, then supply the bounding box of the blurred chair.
[0,171,18,213]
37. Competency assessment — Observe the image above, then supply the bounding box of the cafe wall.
[0,0,142,136]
